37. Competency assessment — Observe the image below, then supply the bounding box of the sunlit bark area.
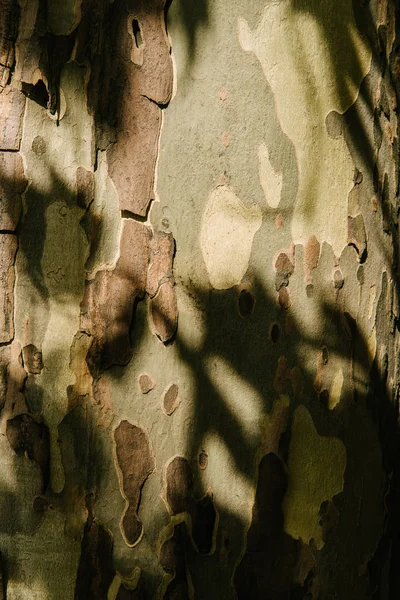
[0,0,399,598]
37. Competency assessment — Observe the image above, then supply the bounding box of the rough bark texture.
[0,0,399,599]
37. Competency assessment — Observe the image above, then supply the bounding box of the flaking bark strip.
[149,281,178,343]
[146,231,175,298]
[114,420,155,547]
[106,0,173,217]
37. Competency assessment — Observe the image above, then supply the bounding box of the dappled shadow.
[1,0,400,598]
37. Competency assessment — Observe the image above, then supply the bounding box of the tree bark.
[0,0,399,598]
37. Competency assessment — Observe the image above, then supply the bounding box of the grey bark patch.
[325,110,343,139]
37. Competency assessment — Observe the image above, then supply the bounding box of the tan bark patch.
[149,281,178,344]
[0,88,26,150]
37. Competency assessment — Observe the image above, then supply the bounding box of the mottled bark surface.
[0,0,399,599]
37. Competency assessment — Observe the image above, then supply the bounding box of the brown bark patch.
[149,281,178,344]
[275,252,294,290]
[114,420,155,547]
[0,0,18,90]
[83,220,151,373]
[0,87,26,150]
[304,235,320,281]
[146,231,175,298]
[160,520,192,600]
[138,372,156,394]
[106,1,173,216]
[278,286,291,309]
[6,413,50,491]
[162,383,180,416]
[0,234,17,343]
[238,288,255,318]
[76,166,95,209]
[198,450,208,470]
[165,457,217,554]
[348,214,367,260]
[75,518,114,600]
[22,344,43,374]
[319,499,339,543]
[0,151,26,229]
[234,453,307,599]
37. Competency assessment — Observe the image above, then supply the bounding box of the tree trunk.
[0,0,399,598]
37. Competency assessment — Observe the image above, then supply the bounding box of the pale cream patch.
[238,2,372,256]
[367,328,377,365]
[258,141,282,208]
[200,185,262,289]
[329,368,344,410]
[368,285,376,320]
[283,405,346,549]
